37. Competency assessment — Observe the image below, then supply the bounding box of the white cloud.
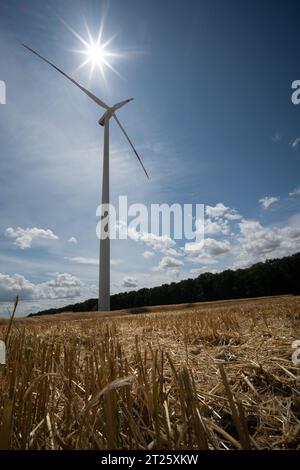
[5,227,59,249]
[0,272,81,302]
[123,223,177,255]
[234,218,300,268]
[206,203,229,218]
[259,196,279,210]
[280,225,300,239]
[65,256,98,265]
[139,232,176,252]
[37,273,81,300]
[143,251,154,259]
[185,237,230,257]
[122,276,138,288]
[68,237,78,244]
[205,203,241,221]
[204,238,231,255]
[291,137,300,149]
[188,256,218,265]
[163,248,182,257]
[198,218,229,235]
[156,256,184,270]
[205,220,224,234]
[65,256,121,266]
[238,220,279,253]
[224,210,242,221]
[289,186,300,197]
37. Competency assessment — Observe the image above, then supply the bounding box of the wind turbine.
[23,44,149,312]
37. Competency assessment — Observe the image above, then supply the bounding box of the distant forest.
[28,252,300,317]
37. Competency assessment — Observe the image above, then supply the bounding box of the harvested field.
[0,295,299,450]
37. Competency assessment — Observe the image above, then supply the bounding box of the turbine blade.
[112,98,134,111]
[22,44,109,110]
[113,113,149,179]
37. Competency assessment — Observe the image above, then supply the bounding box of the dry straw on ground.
[0,295,299,450]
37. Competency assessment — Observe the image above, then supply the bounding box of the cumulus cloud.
[224,210,242,221]
[183,236,231,270]
[204,238,231,255]
[197,218,229,235]
[139,232,176,252]
[122,277,138,288]
[238,220,280,254]
[123,223,178,255]
[154,256,184,271]
[68,237,78,244]
[289,186,300,197]
[234,218,300,268]
[5,227,59,249]
[143,251,154,259]
[205,203,241,221]
[185,237,230,257]
[206,203,229,218]
[163,248,183,257]
[0,272,81,302]
[259,196,279,210]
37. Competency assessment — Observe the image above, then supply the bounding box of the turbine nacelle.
[98,98,134,126]
[98,108,114,126]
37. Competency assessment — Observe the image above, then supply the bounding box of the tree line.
[28,252,300,317]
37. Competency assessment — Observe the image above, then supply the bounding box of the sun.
[60,18,125,83]
[77,35,122,82]
[87,44,106,66]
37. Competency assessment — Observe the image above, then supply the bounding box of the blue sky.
[0,0,300,316]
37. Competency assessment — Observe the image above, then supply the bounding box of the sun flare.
[60,18,125,82]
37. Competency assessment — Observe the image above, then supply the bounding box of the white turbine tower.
[23,44,149,312]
